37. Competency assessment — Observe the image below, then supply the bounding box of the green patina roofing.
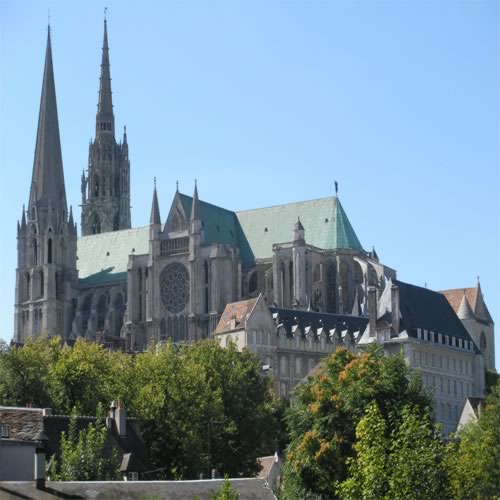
[179,194,240,248]
[236,196,363,260]
[76,195,363,285]
[326,197,363,251]
[77,226,150,286]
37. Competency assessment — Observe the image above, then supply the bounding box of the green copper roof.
[179,194,240,248]
[76,195,363,285]
[77,226,150,286]
[236,196,363,261]
[326,197,363,251]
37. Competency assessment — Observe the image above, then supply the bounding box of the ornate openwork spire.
[96,17,114,136]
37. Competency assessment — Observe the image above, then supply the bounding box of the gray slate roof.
[0,478,275,499]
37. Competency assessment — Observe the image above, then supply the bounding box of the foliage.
[0,334,60,408]
[129,339,278,479]
[338,402,446,500]
[386,405,447,500]
[280,345,433,499]
[446,382,500,499]
[338,401,388,499]
[0,337,133,415]
[211,475,240,500]
[48,404,120,481]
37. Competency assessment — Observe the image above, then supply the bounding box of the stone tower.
[14,28,78,342]
[81,19,131,235]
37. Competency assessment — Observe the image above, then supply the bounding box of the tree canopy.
[280,345,434,499]
[0,336,279,479]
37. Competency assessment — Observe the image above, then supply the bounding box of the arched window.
[160,318,166,340]
[480,332,487,350]
[114,293,125,334]
[173,316,179,343]
[93,175,99,197]
[97,295,107,329]
[39,270,44,298]
[249,272,258,294]
[353,261,363,283]
[92,215,101,235]
[26,273,31,300]
[279,262,285,306]
[82,295,92,332]
[113,213,120,231]
[313,264,321,284]
[33,239,38,265]
[289,262,294,303]
[47,238,52,264]
[115,176,120,197]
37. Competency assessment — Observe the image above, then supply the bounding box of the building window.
[248,272,258,294]
[40,270,44,297]
[480,332,487,350]
[47,238,53,264]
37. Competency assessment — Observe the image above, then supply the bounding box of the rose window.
[160,263,189,313]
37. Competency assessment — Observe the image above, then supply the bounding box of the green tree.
[129,340,278,479]
[0,335,60,408]
[211,475,240,500]
[387,406,446,500]
[446,382,500,499]
[48,405,120,481]
[338,401,388,500]
[281,346,433,499]
[50,338,129,415]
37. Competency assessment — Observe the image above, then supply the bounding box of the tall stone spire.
[29,26,67,214]
[190,180,200,221]
[96,18,114,136]
[15,26,77,343]
[81,16,131,235]
[150,179,161,225]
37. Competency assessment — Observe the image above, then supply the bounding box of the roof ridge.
[235,195,335,214]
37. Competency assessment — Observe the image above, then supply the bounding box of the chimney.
[230,315,237,330]
[391,284,400,334]
[116,400,127,437]
[368,287,377,337]
[34,430,48,489]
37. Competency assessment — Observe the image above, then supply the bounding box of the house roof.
[0,478,276,499]
[441,284,493,324]
[76,195,364,285]
[0,406,152,473]
[270,307,368,336]
[215,297,259,334]
[393,280,476,343]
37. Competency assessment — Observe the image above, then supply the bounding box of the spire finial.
[477,275,480,283]
[48,9,51,32]
[335,180,338,196]
[176,180,179,192]
[104,6,108,22]
[154,176,157,188]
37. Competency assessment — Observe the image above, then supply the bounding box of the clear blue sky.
[0,0,498,366]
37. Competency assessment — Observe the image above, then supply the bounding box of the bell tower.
[81,18,131,235]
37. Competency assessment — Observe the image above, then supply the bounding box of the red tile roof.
[215,298,258,334]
